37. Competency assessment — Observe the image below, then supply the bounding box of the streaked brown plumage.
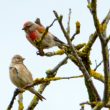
[9,54,45,101]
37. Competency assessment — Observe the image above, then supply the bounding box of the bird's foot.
[14,88,21,95]
[36,51,44,56]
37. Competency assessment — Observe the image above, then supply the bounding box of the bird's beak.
[22,27,25,30]
[22,27,24,30]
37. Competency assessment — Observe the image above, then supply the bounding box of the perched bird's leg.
[7,88,21,110]
[15,88,20,94]
[36,49,45,56]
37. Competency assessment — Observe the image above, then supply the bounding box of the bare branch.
[44,43,86,57]
[94,60,103,71]
[36,18,57,46]
[106,35,110,44]
[80,101,104,110]
[90,0,110,105]
[53,10,101,104]
[71,21,80,41]
[27,57,68,110]
[93,102,104,110]
[94,48,110,71]
[66,8,72,36]
[87,0,91,4]
[53,10,92,80]
[22,75,83,89]
[80,104,85,110]
[80,101,97,107]
[82,8,110,55]
[18,93,24,110]
[44,49,65,57]
[7,88,22,110]
[102,10,110,25]
[90,70,104,83]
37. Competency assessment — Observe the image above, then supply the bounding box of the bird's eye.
[26,25,30,27]
[16,57,20,60]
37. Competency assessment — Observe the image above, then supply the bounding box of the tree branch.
[91,0,110,106]
[26,57,68,110]
[53,10,101,107]
[66,8,72,36]
[106,35,110,44]
[71,21,80,41]
[82,9,110,54]
[36,18,57,46]
[53,10,91,80]
[7,88,22,110]
[18,93,24,110]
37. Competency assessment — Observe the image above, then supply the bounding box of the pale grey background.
[0,0,110,110]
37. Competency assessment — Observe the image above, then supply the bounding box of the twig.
[44,49,65,56]
[87,0,91,4]
[106,35,110,44]
[7,88,21,110]
[44,43,86,57]
[87,0,93,13]
[93,102,104,110]
[18,93,24,110]
[94,60,103,71]
[26,57,68,110]
[82,9,110,54]
[102,9,110,24]
[66,8,72,36]
[71,21,80,41]
[80,105,85,110]
[90,70,104,83]
[80,101,97,107]
[53,10,101,107]
[80,101,104,110]
[23,75,83,89]
[94,47,110,71]
[91,0,110,105]
[80,101,110,109]
[37,18,57,45]
[53,10,92,80]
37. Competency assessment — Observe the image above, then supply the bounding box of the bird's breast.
[28,31,40,41]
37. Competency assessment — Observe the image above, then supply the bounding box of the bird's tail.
[53,35,68,48]
[29,88,46,101]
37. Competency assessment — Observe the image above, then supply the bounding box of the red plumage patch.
[29,32,37,41]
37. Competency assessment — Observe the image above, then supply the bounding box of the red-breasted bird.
[22,21,66,55]
[9,55,45,101]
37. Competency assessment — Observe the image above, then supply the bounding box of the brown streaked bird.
[9,54,45,101]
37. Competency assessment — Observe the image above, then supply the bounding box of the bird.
[9,54,45,101]
[22,21,66,55]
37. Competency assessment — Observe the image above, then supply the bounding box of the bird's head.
[22,21,35,32]
[11,55,25,64]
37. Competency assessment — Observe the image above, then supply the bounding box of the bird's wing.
[36,24,46,33]
[9,66,19,75]
[14,64,33,84]
[9,66,25,87]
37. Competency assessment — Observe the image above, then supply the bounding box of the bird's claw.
[36,51,44,56]
[14,88,20,95]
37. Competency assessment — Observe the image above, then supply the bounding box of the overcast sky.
[0,0,110,110]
